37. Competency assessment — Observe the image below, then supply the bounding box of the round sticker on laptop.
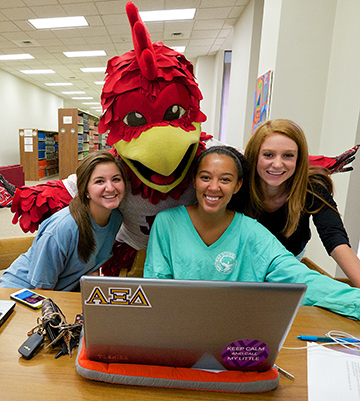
[222,339,269,368]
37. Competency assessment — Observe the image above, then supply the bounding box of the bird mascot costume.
[9,1,359,277]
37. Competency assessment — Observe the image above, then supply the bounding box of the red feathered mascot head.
[98,1,208,204]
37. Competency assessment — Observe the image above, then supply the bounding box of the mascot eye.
[163,105,186,121]
[123,111,147,127]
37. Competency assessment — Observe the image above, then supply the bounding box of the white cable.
[282,330,360,351]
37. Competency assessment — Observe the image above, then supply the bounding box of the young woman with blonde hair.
[244,119,360,287]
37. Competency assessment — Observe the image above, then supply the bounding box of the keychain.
[18,326,45,359]
[18,298,83,360]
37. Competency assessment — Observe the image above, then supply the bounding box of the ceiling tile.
[218,28,233,38]
[190,29,218,39]
[84,15,104,27]
[23,0,58,5]
[231,5,246,18]
[163,31,191,40]
[1,7,36,20]
[62,3,99,16]
[101,14,129,26]
[193,19,224,30]
[165,0,200,8]
[199,0,236,8]
[94,1,127,15]
[164,20,194,32]
[0,20,22,32]
[2,31,32,40]
[235,0,249,5]
[52,27,88,38]
[196,7,231,20]
[133,0,166,12]
[79,26,108,37]
[30,5,67,18]
[189,38,215,47]
[0,0,26,7]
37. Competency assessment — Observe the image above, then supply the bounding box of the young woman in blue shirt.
[0,151,127,291]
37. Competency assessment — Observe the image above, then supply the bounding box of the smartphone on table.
[10,289,46,309]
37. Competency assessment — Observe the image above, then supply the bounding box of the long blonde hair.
[244,119,330,237]
[69,151,127,262]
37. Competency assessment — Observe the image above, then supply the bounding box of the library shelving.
[58,108,103,180]
[19,128,59,181]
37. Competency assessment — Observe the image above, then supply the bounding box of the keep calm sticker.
[222,339,269,368]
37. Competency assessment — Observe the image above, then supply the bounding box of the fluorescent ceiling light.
[83,102,101,105]
[94,81,105,85]
[20,69,55,74]
[90,106,102,109]
[140,8,196,22]
[72,97,93,100]
[80,67,106,73]
[63,50,107,58]
[45,82,73,86]
[0,53,34,61]
[28,16,88,30]
[171,46,186,53]
[62,91,86,94]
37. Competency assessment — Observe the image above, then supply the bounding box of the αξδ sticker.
[222,339,269,368]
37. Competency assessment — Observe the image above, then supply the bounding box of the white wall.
[257,0,281,79]
[226,0,264,149]
[0,70,63,167]
[194,55,217,136]
[261,0,336,153]
[306,0,360,276]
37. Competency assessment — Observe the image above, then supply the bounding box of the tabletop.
[0,287,359,400]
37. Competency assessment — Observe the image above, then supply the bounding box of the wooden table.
[0,288,359,400]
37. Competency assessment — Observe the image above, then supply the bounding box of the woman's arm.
[330,244,360,288]
[263,234,360,320]
[309,179,358,283]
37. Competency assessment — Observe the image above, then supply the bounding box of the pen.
[297,335,360,343]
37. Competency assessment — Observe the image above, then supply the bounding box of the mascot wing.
[309,145,359,173]
[11,180,72,233]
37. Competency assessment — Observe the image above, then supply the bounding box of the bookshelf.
[19,128,58,181]
[58,108,103,180]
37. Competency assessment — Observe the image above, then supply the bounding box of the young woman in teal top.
[0,151,127,291]
[144,146,360,320]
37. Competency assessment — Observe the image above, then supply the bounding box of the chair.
[301,257,354,287]
[0,236,36,270]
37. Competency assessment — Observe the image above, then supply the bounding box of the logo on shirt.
[215,251,237,274]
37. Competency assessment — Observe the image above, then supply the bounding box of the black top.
[257,180,350,256]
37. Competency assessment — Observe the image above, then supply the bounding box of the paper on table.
[308,343,360,401]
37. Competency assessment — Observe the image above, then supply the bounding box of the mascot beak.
[115,122,201,193]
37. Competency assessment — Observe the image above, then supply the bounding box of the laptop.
[80,276,306,372]
[0,300,16,327]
